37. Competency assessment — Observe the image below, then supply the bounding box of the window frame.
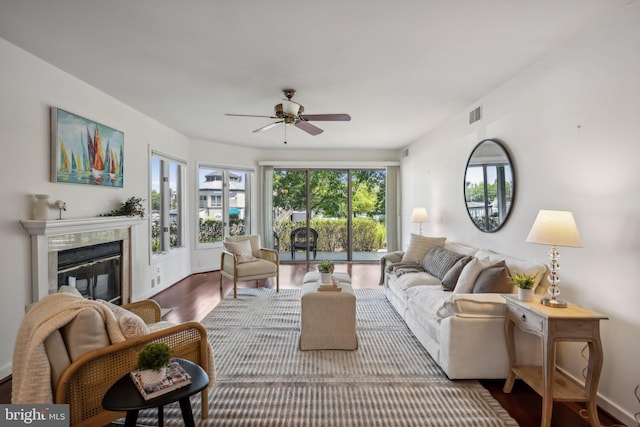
[150,150,186,259]
[196,163,254,249]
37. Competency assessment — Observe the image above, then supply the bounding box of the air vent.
[401,148,409,158]
[469,106,482,124]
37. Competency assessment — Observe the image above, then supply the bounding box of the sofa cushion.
[60,307,111,361]
[420,246,464,280]
[392,271,441,292]
[443,242,478,257]
[401,234,446,263]
[441,256,473,291]
[224,239,257,263]
[472,260,514,294]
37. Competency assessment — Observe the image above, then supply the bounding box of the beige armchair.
[220,234,279,298]
[12,290,213,427]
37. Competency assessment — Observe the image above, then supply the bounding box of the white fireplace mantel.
[21,216,145,237]
[21,216,145,302]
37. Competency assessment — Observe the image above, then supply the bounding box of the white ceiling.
[0,1,629,150]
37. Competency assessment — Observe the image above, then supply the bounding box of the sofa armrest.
[122,299,161,324]
[437,293,508,318]
[55,321,212,427]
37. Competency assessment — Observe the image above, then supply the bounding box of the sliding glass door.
[272,168,386,262]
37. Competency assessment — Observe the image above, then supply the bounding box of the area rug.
[131,288,518,426]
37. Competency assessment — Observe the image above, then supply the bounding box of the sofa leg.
[233,278,237,299]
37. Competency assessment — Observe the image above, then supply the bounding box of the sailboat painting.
[51,107,124,187]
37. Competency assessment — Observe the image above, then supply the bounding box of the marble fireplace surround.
[21,216,144,304]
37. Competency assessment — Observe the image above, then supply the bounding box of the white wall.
[401,4,640,424]
[0,38,192,377]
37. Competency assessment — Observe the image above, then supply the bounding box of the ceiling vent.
[469,106,482,124]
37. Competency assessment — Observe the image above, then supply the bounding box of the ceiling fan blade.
[253,121,284,133]
[226,113,278,119]
[299,113,351,122]
[295,121,324,136]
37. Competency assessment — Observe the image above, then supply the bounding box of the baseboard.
[557,366,632,426]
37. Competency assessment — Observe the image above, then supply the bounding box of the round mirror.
[464,139,515,232]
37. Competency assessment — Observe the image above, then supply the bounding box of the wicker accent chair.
[58,300,211,427]
[220,234,279,298]
[15,295,212,427]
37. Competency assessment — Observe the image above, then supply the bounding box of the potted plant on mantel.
[511,272,538,302]
[135,342,172,385]
[317,260,335,285]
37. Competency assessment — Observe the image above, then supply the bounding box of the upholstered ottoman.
[302,271,352,286]
[299,282,357,350]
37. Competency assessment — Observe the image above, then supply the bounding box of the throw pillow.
[419,246,464,280]
[472,260,514,294]
[224,239,257,264]
[452,256,494,294]
[98,300,149,339]
[401,234,446,264]
[441,256,472,291]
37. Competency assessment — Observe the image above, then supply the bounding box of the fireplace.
[21,216,143,303]
[57,241,123,303]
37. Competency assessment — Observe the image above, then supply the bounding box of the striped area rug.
[131,288,518,426]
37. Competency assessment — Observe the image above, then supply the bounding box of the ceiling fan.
[225,89,351,138]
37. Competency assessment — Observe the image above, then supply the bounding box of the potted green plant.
[510,272,538,302]
[135,342,172,385]
[317,260,335,285]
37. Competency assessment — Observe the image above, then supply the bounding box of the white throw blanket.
[12,293,125,404]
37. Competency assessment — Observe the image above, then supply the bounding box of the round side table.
[102,358,209,427]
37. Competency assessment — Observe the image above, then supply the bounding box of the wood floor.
[1,262,621,427]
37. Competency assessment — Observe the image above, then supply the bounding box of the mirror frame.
[463,139,515,233]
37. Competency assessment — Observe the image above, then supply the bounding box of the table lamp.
[411,208,429,235]
[526,210,582,308]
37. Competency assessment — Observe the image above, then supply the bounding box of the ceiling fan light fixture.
[282,100,300,116]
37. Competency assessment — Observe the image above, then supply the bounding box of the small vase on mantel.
[33,194,50,220]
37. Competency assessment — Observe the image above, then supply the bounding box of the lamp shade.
[526,210,582,247]
[411,208,429,223]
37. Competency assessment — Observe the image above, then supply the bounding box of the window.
[151,153,185,255]
[197,165,252,246]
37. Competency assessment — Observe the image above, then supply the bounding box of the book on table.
[130,359,192,400]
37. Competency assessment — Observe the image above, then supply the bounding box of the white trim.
[258,160,400,168]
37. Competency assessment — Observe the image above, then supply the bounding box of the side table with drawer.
[503,295,607,427]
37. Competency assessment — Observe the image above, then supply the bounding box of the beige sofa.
[382,235,546,379]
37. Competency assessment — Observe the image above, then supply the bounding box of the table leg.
[179,397,196,427]
[585,340,604,427]
[503,318,516,393]
[123,410,139,427]
[541,337,557,427]
[158,404,164,427]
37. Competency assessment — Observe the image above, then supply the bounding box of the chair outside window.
[290,227,318,260]
[220,235,279,298]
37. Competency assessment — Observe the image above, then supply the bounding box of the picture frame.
[51,107,124,187]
